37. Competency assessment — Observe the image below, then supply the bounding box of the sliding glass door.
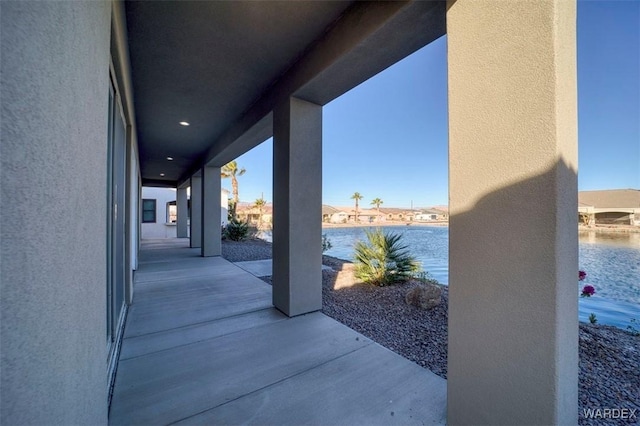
[106,77,127,358]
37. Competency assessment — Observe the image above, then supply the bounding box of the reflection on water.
[578,231,640,329]
[323,226,450,284]
[319,226,640,329]
[579,230,640,248]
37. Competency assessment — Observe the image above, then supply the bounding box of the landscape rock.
[405,282,443,310]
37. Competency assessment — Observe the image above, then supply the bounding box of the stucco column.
[272,97,322,317]
[446,1,578,424]
[176,186,188,238]
[190,176,202,248]
[201,165,221,257]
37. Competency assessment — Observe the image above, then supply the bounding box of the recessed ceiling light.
[167,157,174,161]
[160,173,165,177]
[179,121,190,126]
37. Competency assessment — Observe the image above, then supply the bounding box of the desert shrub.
[224,219,250,241]
[246,225,259,239]
[354,228,420,286]
[411,270,440,285]
[322,234,332,253]
[227,200,237,221]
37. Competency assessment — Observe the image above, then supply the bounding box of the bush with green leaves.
[411,270,440,285]
[322,234,332,253]
[227,199,237,221]
[224,219,251,241]
[354,228,420,286]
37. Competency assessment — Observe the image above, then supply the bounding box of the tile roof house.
[578,189,640,225]
[579,189,640,209]
[379,208,418,221]
[322,204,340,222]
[236,202,274,225]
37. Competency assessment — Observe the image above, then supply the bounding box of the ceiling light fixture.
[179,121,190,126]
[167,157,174,161]
[160,173,165,177]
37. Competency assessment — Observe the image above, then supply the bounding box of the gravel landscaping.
[221,238,273,262]
[222,239,640,424]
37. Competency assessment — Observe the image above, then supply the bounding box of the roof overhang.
[122,1,446,188]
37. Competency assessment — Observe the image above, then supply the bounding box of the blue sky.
[231,0,639,208]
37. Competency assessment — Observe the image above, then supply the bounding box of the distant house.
[415,212,436,221]
[332,207,384,223]
[353,208,384,223]
[322,205,339,222]
[578,189,640,226]
[329,210,349,223]
[236,202,273,226]
[379,208,417,222]
[416,207,449,221]
[415,209,440,221]
[430,206,449,220]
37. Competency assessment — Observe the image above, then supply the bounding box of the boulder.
[405,283,442,310]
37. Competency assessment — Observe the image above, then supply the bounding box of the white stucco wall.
[1,2,111,424]
[330,212,348,223]
[141,187,229,239]
[221,188,230,228]
[141,187,179,238]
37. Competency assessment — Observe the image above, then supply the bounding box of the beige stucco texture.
[447,0,578,424]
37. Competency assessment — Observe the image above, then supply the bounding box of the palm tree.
[351,192,363,223]
[371,197,383,222]
[253,198,266,228]
[354,228,420,286]
[221,161,246,212]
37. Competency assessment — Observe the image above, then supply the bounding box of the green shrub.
[322,234,332,253]
[411,270,440,286]
[227,200,237,221]
[354,228,420,286]
[224,219,250,241]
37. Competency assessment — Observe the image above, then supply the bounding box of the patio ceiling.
[124,1,446,187]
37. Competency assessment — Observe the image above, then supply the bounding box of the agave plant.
[224,219,250,241]
[354,228,420,286]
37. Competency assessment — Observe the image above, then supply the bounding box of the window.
[167,201,177,223]
[142,199,156,223]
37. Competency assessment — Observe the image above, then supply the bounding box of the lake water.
[318,226,640,330]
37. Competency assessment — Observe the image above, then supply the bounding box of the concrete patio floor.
[234,258,333,277]
[109,238,446,425]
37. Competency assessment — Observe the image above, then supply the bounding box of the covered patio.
[0,1,579,424]
[111,0,579,423]
[109,239,446,425]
